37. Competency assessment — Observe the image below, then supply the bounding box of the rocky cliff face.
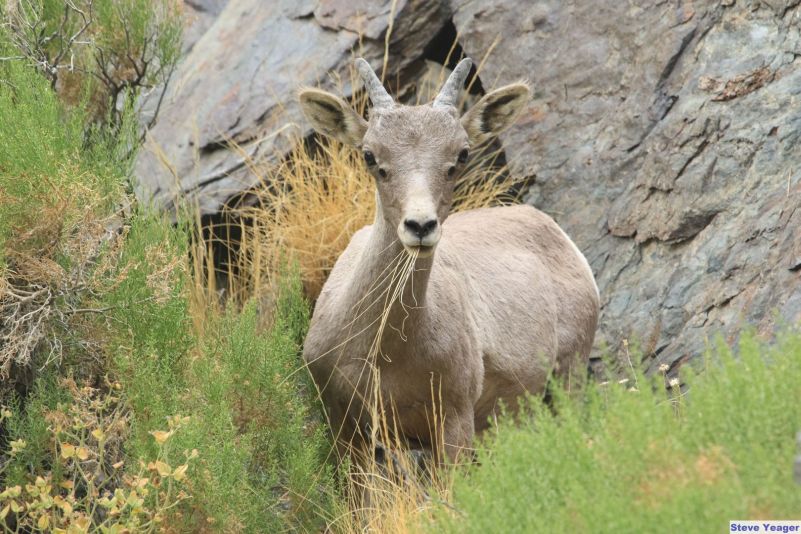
[136,0,801,372]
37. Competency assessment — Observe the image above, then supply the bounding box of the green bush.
[2,207,338,531]
[0,23,136,386]
[429,333,801,533]
[1,375,70,487]
[1,15,337,529]
[101,217,336,531]
[2,0,181,126]
[0,31,124,266]
[180,287,334,532]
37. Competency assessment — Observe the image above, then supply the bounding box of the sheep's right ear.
[298,89,367,146]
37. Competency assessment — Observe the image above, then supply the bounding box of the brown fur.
[298,60,599,461]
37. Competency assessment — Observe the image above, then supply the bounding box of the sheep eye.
[378,168,388,179]
[457,149,469,164]
[364,151,376,166]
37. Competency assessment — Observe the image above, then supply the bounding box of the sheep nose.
[404,218,438,239]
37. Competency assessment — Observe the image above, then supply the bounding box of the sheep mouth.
[403,244,436,258]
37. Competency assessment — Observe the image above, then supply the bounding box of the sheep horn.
[354,58,395,110]
[433,58,473,109]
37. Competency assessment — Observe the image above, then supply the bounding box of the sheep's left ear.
[461,84,530,145]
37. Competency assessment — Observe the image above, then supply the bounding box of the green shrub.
[176,288,334,532]
[2,0,181,126]
[1,3,337,531]
[1,375,70,487]
[0,31,123,266]
[100,217,335,531]
[2,206,338,531]
[0,23,137,385]
[0,377,197,532]
[429,332,801,533]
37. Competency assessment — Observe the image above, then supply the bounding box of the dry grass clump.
[0,192,126,383]
[234,134,519,304]
[333,449,455,534]
[237,140,376,301]
[330,371,461,534]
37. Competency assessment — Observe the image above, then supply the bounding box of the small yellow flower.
[9,439,27,455]
[148,460,172,477]
[54,495,73,515]
[172,463,189,481]
[61,443,76,459]
[150,430,172,444]
[76,446,90,461]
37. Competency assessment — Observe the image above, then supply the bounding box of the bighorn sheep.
[299,58,600,461]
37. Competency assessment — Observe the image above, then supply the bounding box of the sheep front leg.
[441,409,475,464]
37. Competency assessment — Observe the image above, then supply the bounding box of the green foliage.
[0,36,80,177]
[0,25,137,389]
[2,207,338,531]
[0,6,336,526]
[2,375,70,486]
[429,333,801,533]
[1,378,198,532]
[0,32,120,264]
[101,218,335,530]
[92,0,182,74]
[2,0,182,126]
[180,288,333,531]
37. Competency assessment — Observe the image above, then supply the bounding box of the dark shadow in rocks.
[423,19,485,96]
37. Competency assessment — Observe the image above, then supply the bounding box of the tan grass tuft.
[231,136,520,305]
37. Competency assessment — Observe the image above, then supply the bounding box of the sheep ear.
[298,89,367,146]
[461,84,530,145]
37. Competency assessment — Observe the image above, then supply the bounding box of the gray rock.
[135,0,801,372]
[452,0,801,371]
[135,0,449,215]
[182,0,229,54]
[136,0,228,130]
